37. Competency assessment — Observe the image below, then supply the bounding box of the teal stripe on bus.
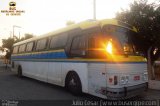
[11,51,67,59]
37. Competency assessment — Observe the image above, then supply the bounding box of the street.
[0,60,160,106]
[0,66,85,100]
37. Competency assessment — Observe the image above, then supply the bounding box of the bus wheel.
[66,72,82,95]
[17,66,22,77]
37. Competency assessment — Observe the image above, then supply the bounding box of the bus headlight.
[120,75,129,85]
[143,72,148,81]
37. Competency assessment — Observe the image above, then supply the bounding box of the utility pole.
[19,31,21,39]
[10,31,12,38]
[93,0,96,20]
[13,25,21,38]
[13,26,14,38]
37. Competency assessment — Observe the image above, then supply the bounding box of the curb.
[0,64,11,68]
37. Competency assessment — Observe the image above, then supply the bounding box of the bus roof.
[13,19,137,46]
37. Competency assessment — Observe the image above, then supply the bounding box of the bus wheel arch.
[17,65,23,77]
[65,71,82,95]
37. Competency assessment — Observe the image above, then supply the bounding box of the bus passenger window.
[70,36,87,57]
[19,44,26,53]
[13,46,19,54]
[88,36,104,49]
[36,39,47,51]
[71,37,80,50]
[88,38,95,48]
[50,33,68,49]
[26,42,34,52]
[88,35,108,58]
[50,36,58,49]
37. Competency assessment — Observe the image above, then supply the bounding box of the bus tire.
[17,66,23,78]
[66,72,82,95]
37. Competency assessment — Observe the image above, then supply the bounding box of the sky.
[0,0,133,46]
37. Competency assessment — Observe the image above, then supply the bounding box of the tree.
[0,47,4,52]
[2,33,34,54]
[116,0,160,80]
[2,38,15,52]
[20,33,34,41]
[116,0,160,63]
[66,20,75,26]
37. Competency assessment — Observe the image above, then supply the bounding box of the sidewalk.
[149,80,160,90]
[0,59,11,69]
[141,89,160,100]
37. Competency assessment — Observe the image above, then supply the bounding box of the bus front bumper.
[106,82,148,100]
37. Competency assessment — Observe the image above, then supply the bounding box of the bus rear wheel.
[66,72,82,95]
[17,66,22,77]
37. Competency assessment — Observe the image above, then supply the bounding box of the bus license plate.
[134,75,140,81]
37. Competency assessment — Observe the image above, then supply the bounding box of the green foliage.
[2,38,14,52]
[66,20,75,26]
[20,33,34,41]
[2,33,34,53]
[116,0,160,63]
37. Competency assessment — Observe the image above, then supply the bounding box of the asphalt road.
[0,60,160,106]
[0,67,91,100]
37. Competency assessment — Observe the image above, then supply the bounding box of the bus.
[11,19,148,99]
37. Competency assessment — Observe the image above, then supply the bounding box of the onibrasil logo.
[1,1,25,16]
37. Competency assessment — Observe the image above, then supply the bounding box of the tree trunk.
[147,47,154,80]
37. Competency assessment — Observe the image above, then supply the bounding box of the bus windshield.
[87,25,141,58]
[102,25,139,55]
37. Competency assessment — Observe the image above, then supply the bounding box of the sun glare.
[106,41,112,54]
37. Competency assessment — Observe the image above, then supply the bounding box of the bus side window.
[88,35,107,58]
[49,33,68,49]
[71,36,80,50]
[26,42,34,52]
[13,46,19,54]
[19,44,26,53]
[70,35,87,57]
[88,37,96,48]
[36,38,47,51]
[50,36,58,49]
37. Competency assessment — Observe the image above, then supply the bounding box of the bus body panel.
[17,61,48,82]
[86,62,148,99]
[12,60,89,93]
[12,60,147,99]
[106,63,147,88]
[48,62,62,85]
[88,63,107,99]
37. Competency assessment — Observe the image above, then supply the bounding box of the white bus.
[11,19,148,99]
